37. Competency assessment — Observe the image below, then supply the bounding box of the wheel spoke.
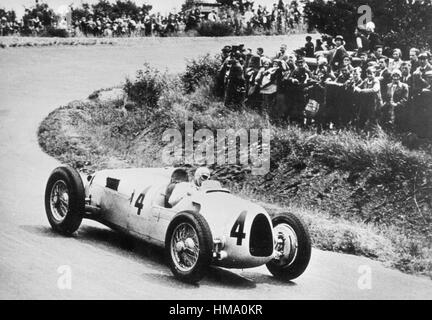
[171,222,199,272]
[50,180,69,222]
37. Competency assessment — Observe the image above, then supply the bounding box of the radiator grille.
[249,214,273,257]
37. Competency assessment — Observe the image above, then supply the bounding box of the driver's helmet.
[194,167,211,187]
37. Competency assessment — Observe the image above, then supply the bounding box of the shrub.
[196,21,234,37]
[124,63,167,113]
[41,27,70,38]
[180,54,221,94]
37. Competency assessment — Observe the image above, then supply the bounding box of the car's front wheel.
[45,166,84,236]
[266,212,311,281]
[165,211,213,283]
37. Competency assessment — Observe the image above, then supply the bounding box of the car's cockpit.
[164,168,189,208]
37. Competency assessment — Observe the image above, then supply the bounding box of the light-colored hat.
[333,35,345,46]
[366,21,375,32]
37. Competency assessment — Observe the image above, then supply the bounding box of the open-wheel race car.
[45,166,311,283]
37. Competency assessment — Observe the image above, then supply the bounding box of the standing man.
[381,70,409,132]
[287,57,312,124]
[329,35,348,71]
[412,52,432,97]
[354,67,383,129]
[409,48,420,76]
[305,36,315,58]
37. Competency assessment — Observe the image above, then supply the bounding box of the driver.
[168,167,211,207]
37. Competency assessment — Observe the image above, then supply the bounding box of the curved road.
[0,36,431,299]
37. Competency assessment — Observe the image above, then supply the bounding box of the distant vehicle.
[45,166,311,283]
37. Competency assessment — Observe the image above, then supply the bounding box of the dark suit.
[381,82,409,131]
[412,63,432,97]
[330,45,348,71]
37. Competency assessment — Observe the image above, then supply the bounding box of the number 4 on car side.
[45,166,311,283]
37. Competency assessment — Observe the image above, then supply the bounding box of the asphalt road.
[0,36,431,299]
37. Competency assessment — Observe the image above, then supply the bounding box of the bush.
[196,21,234,37]
[41,27,70,38]
[180,54,221,94]
[124,64,167,112]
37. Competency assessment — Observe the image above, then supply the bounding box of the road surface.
[0,36,431,299]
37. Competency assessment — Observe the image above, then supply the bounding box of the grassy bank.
[38,60,432,278]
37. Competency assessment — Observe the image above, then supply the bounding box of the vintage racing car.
[45,166,311,283]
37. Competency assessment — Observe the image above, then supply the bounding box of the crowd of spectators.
[0,0,305,37]
[217,24,432,138]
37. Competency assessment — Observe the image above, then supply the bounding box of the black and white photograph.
[0,0,431,303]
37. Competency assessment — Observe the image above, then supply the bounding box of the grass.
[38,60,432,279]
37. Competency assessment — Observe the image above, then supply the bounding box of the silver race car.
[45,166,311,283]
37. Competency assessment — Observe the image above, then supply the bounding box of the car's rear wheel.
[165,211,213,283]
[45,166,84,236]
[266,212,311,281]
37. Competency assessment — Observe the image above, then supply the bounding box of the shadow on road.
[20,224,288,290]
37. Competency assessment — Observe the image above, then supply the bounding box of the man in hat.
[287,57,313,123]
[412,52,432,97]
[329,35,348,71]
[381,69,409,131]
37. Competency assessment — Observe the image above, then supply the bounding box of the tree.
[304,0,432,55]
[182,0,195,12]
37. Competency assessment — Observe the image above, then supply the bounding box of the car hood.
[191,191,269,238]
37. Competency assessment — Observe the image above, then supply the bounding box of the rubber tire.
[44,166,84,236]
[165,211,213,283]
[266,212,311,281]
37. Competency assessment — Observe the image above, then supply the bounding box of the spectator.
[256,58,279,115]
[274,44,289,61]
[409,48,421,75]
[315,39,324,52]
[224,59,246,108]
[305,35,315,58]
[376,56,392,94]
[329,35,348,71]
[389,48,403,73]
[412,52,432,97]
[381,69,409,131]
[287,57,312,123]
[354,67,382,129]
[354,27,370,53]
